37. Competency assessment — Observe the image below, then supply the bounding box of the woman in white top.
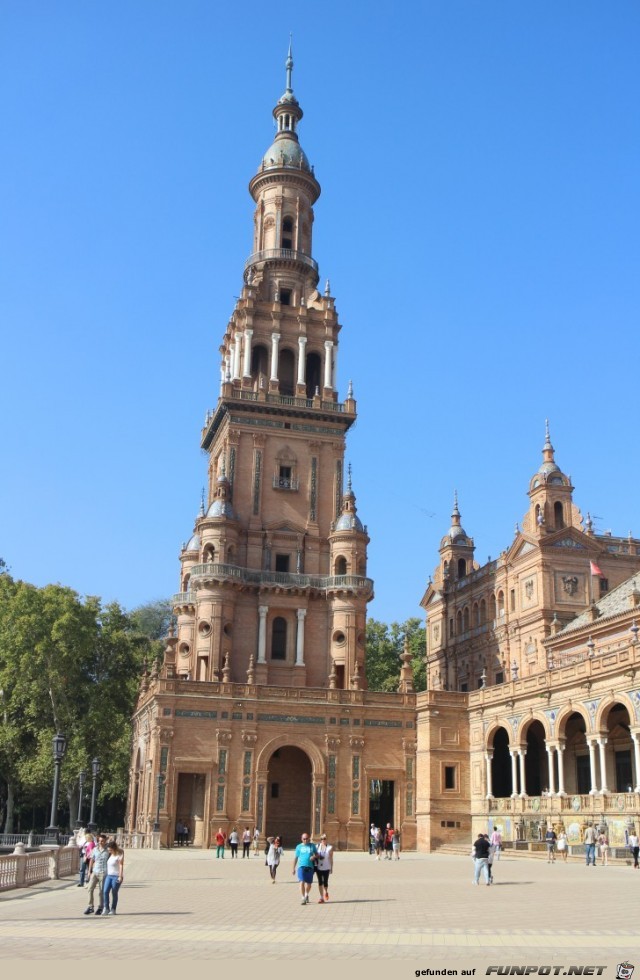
[266,836,283,882]
[557,830,568,862]
[315,834,334,903]
[103,841,125,915]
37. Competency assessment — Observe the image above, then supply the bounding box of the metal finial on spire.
[347,462,353,493]
[324,279,331,297]
[544,418,552,449]
[453,489,460,515]
[199,488,205,517]
[285,35,294,93]
[347,379,354,399]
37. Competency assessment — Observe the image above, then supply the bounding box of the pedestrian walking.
[583,824,597,866]
[557,830,568,862]
[392,827,401,860]
[545,826,557,863]
[292,831,318,905]
[472,832,491,885]
[598,831,609,866]
[242,827,251,858]
[628,831,639,868]
[102,840,125,916]
[252,827,260,856]
[374,826,383,860]
[490,827,502,859]
[84,833,109,915]
[229,827,239,858]
[215,827,227,858]
[78,832,95,887]
[176,820,186,846]
[384,823,394,860]
[315,833,333,902]
[266,835,283,882]
[369,823,376,855]
[484,834,496,882]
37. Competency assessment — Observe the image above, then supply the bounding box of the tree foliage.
[365,617,426,692]
[0,574,157,833]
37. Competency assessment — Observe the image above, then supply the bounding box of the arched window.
[203,545,215,564]
[463,606,470,632]
[251,344,269,389]
[457,558,466,579]
[282,216,294,250]
[554,501,564,529]
[271,617,287,660]
[456,610,463,635]
[182,573,190,593]
[334,556,347,576]
[279,349,295,396]
[480,598,486,623]
[305,351,322,398]
[497,591,505,617]
[473,602,480,627]
[489,594,496,621]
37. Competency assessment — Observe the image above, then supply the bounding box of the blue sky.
[1,1,639,625]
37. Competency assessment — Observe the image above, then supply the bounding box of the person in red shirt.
[384,823,394,860]
[215,828,227,858]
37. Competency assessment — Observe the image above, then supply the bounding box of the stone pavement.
[0,848,637,972]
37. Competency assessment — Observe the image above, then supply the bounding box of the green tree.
[0,575,154,833]
[365,617,426,692]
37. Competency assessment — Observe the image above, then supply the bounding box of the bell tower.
[172,46,373,690]
[525,421,578,535]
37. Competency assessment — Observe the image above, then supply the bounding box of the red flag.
[590,560,603,576]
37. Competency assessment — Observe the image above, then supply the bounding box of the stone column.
[257,605,268,664]
[295,609,306,666]
[242,328,253,378]
[546,745,556,795]
[323,341,333,390]
[510,750,518,798]
[297,336,307,387]
[631,732,640,793]
[270,333,280,382]
[485,752,494,799]
[556,743,566,796]
[518,749,527,798]
[233,332,242,380]
[597,737,609,793]
[587,739,598,795]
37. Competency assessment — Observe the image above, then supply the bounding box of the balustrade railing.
[244,248,319,277]
[0,845,78,892]
[183,563,373,595]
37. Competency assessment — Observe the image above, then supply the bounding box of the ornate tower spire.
[285,34,293,95]
[542,418,555,466]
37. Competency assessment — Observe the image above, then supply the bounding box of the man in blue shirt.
[292,831,318,905]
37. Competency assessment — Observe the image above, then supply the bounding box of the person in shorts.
[545,826,557,863]
[315,833,333,902]
[292,831,318,905]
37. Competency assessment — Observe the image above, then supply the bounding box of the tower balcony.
[183,562,373,598]
[243,247,319,284]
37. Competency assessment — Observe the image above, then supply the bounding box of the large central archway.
[265,746,313,846]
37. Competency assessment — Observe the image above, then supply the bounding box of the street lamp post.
[75,769,87,829]
[88,758,100,832]
[44,733,67,844]
[153,773,165,833]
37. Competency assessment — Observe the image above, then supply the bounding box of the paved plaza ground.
[1,848,638,977]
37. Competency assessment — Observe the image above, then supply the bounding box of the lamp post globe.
[75,769,87,829]
[44,732,67,844]
[88,757,101,832]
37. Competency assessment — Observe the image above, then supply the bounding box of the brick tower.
[127,48,417,853]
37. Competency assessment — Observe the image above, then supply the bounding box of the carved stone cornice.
[325,735,341,752]
[402,739,417,755]
[349,736,365,751]
[241,731,258,747]
[216,730,233,745]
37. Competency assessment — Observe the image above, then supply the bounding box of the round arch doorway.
[266,746,313,846]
